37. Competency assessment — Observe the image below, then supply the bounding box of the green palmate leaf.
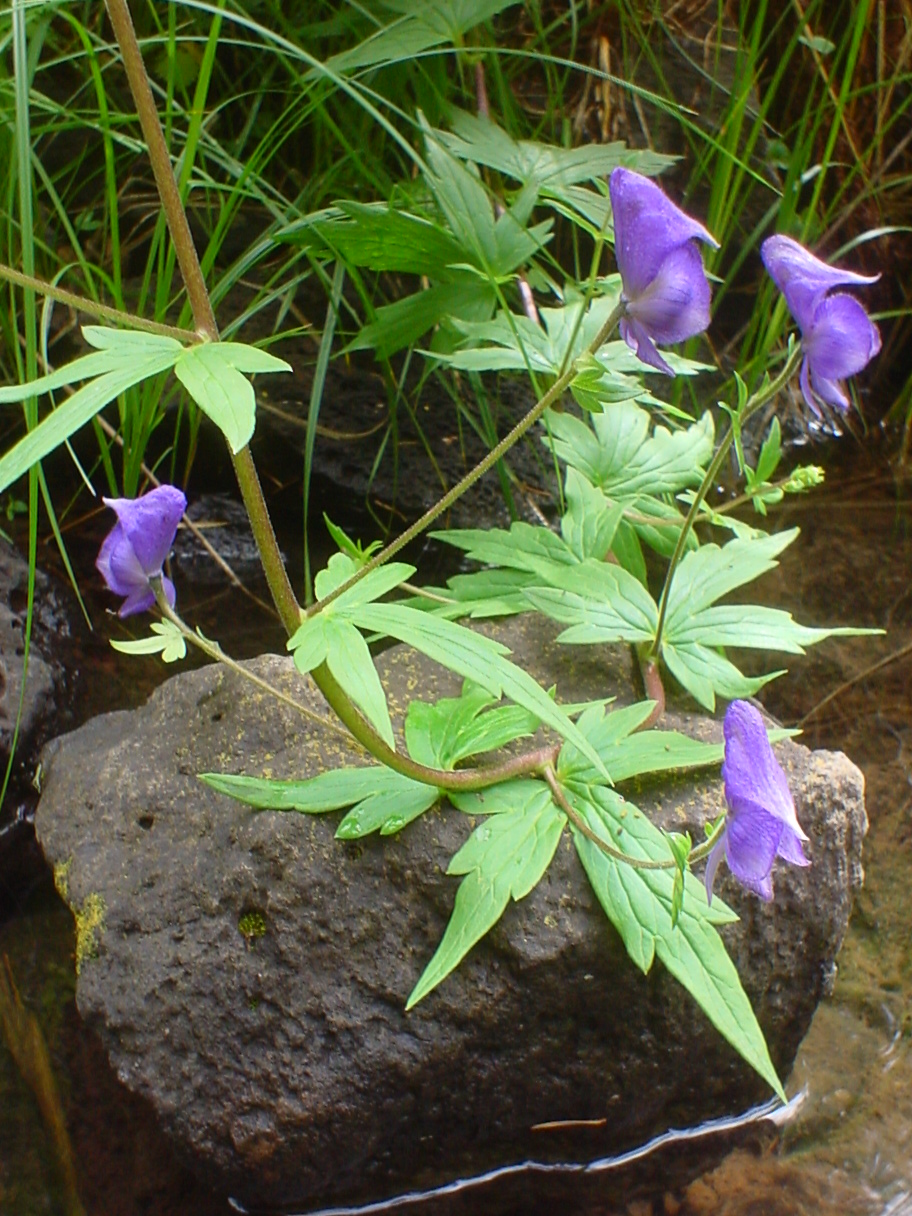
[661,642,779,712]
[422,120,554,278]
[431,520,577,577]
[437,293,626,379]
[433,568,537,619]
[109,621,187,663]
[405,681,540,770]
[669,603,876,651]
[0,352,114,402]
[557,701,728,785]
[321,0,517,76]
[350,601,608,777]
[568,788,784,1099]
[287,614,330,675]
[324,617,396,749]
[200,765,438,838]
[289,556,417,747]
[336,785,439,838]
[312,556,416,612]
[407,790,565,1008]
[523,558,658,645]
[422,122,498,266]
[440,107,673,190]
[569,352,655,413]
[560,470,625,561]
[663,530,797,627]
[173,341,291,454]
[350,279,496,358]
[546,401,715,499]
[655,530,881,710]
[543,402,714,574]
[308,202,466,276]
[610,520,649,584]
[0,328,184,494]
[491,211,554,279]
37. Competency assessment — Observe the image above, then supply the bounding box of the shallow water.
[2,441,912,1215]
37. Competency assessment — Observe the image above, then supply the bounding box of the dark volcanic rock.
[0,539,74,910]
[35,614,866,1211]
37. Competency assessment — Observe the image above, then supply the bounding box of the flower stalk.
[648,342,806,665]
[304,299,626,619]
[104,0,302,636]
[0,264,199,343]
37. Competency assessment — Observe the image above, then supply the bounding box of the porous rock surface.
[35,614,867,1210]
[0,538,74,909]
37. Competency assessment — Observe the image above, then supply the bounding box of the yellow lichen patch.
[53,859,106,973]
[74,895,106,975]
[53,858,72,903]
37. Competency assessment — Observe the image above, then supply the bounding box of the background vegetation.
[1,0,910,525]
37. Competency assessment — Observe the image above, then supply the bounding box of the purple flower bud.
[760,234,881,414]
[96,485,186,617]
[705,700,810,904]
[608,167,719,376]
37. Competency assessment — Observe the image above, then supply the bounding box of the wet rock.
[0,540,74,912]
[34,614,866,1211]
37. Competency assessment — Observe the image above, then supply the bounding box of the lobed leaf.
[202,764,438,839]
[661,641,779,712]
[109,621,187,663]
[407,791,564,1008]
[405,681,539,770]
[663,531,798,628]
[324,618,396,749]
[546,402,714,499]
[569,788,784,1099]
[352,601,608,777]
[524,559,658,645]
[173,341,291,454]
[0,343,184,495]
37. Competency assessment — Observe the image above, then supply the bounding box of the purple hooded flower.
[608,167,719,376]
[96,485,186,617]
[760,234,881,414]
[705,700,810,903]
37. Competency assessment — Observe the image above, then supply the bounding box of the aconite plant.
[1,0,883,1101]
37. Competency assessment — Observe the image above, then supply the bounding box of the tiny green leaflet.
[110,620,187,663]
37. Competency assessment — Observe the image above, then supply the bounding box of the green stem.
[152,582,348,738]
[305,299,626,619]
[104,0,302,635]
[103,0,217,342]
[0,263,199,343]
[648,343,804,662]
[155,580,561,789]
[543,767,726,871]
[312,661,559,791]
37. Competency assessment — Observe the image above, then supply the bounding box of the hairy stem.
[0,264,198,342]
[545,764,726,872]
[637,655,666,729]
[104,0,217,341]
[104,0,301,635]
